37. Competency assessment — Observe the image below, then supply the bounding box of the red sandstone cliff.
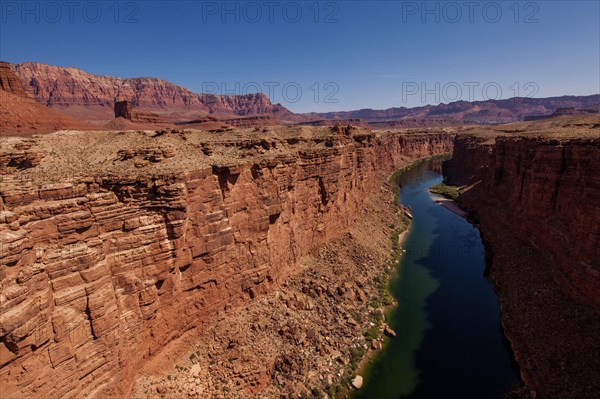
[0,129,452,398]
[448,133,600,398]
[0,62,95,135]
[11,62,293,121]
[0,62,25,96]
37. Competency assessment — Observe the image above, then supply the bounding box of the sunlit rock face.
[0,129,452,398]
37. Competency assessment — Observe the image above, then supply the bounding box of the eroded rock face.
[0,62,25,96]
[0,63,95,135]
[449,135,600,399]
[12,62,292,118]
[0,141,44,170]
[456,136,600,305]
[114,100,132,120]
[0,131,452,399]
[442,135,492,185]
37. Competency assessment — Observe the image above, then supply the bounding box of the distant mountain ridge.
[10,62,293,120]
[305,96,600,124]
[5,61,599,126]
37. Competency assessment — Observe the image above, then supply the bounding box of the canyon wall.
[442,135,492,185]
[448,135,600,398]
[0,131,452,399]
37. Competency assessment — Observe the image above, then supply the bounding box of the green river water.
[352,159,519,399]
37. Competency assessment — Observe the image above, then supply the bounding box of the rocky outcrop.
[0,129,452,399]
[0,140,44,170]
[114,101,132,120]
[113,100,173,126]
[11,62,292,120]
[448,134,600,398]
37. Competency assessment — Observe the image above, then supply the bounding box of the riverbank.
[130,169,413,399]
[352,227,411,384]
[428,182,468,218]
[431,196,468,218]
[351,156,454,395]
[477,220,600,399]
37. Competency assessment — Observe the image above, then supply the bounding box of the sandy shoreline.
[431,195,468,218]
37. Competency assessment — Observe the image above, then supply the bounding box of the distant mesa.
[296,118,371,128]
[9,61,600,127]
[305,95,600,125]
[176,115,279,129]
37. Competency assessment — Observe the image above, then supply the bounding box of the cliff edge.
[0,126,453,398]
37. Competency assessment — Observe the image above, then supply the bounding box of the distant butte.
[114,100,132,120]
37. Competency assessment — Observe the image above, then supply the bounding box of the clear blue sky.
[1,1,598,112]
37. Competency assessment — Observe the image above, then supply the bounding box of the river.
[352,159,520,399]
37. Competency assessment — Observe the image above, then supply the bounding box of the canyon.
[1,59,600,399]
[444,116,600,398]
[0,125,453,398]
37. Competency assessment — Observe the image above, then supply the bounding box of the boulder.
[352,375,364,389]
[384,325,397,337]
[190,364,201,377]
[371,340,382,350]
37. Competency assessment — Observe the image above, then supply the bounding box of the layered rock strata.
[11,62,292,119]
[0,62,25,96]
[114,101,132,120]
[0,64,95,135]
[447,133,600,398]
[0,128,452,398]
